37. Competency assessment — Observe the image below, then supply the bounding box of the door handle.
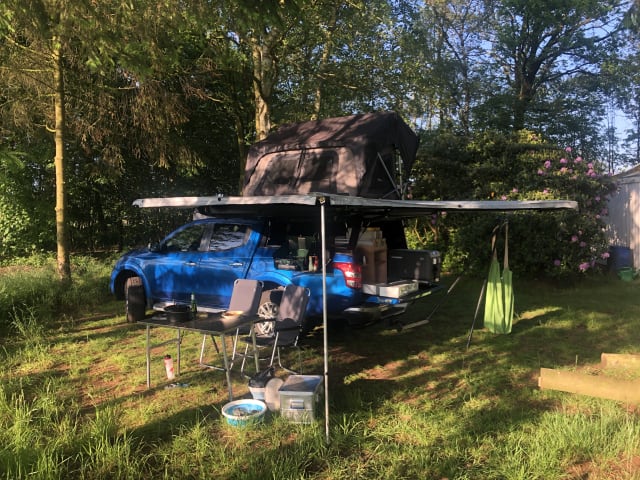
[185,261,197,266]
[229,262,244,267]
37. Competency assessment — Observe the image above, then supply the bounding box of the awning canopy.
[133,193,578,220]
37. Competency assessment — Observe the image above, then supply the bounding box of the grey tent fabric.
[243,112,419,199]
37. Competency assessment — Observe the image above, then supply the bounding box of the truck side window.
[209,224,248,251]
[164,224,207,252]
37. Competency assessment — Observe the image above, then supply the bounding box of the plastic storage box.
[279,375,324,423]
[362,280,419,298]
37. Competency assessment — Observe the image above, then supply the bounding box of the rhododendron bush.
[408,130,617,278]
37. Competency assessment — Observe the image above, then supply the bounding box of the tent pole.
[320,197,330,444]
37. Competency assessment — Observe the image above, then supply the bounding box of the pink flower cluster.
[538,148,596,180]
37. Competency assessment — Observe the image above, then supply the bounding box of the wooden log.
[538,368,640,404]
[601,353,640,369]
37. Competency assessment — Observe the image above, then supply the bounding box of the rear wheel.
[124,276,146,323]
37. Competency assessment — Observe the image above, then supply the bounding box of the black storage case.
[387,249,441,283]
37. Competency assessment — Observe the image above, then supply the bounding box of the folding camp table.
[139,313,260,401]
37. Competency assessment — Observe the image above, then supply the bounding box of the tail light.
[334,262,362,289]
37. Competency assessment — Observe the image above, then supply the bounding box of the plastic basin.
[221,399,266,427]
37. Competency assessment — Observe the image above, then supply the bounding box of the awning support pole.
[320,197,330,444]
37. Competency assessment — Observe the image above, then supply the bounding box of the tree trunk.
[250,26,280,141]
[234,114,247,193]
[252,41,273,141]
[53,41,71,282]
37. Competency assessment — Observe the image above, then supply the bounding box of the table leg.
[176,328,181,377]
[221,333,233,401]
[146,325,151,389]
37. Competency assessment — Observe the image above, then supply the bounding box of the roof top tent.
[243,111,419,199]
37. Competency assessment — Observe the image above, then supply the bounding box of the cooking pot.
[164,304,192,323]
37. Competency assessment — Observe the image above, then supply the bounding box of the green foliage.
[0,195,32,257]
[1,0,638,266]
[0,148,54,259]
[410,130,616,278]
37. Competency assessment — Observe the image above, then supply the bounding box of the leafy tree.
[486,0,629,131]
[0,2,84,279]
[614,40,640,165]
[405,0,492,132]
[0,146,55,258]
[0,1,249,259]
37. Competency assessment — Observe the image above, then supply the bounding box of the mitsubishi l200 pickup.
[109,213,442,331]
[111,112,444,330]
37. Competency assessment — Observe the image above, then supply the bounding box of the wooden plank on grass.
[538,368,640,404]
[601,353,640,368]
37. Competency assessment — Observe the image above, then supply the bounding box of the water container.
[618,267,636,282]
[609,245,634,272]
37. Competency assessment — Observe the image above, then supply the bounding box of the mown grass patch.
[1,260,640,479]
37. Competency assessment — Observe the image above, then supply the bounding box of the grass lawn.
[1,259,640,479]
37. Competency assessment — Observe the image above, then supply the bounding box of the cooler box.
[279,375,324,423]
[387,249,441,282]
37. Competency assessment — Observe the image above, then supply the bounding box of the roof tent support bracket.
[376,152,402,200]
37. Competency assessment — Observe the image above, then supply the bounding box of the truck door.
[144,222,211,305]
[195,222,254,308]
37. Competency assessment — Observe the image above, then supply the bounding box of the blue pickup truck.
[109,214,442,330]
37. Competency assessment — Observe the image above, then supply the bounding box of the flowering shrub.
[409,130,617,278]
[513,144,616,276]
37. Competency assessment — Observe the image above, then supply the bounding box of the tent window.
[261,154,299,186]
[297,149,337,193]
[252,149,338,195]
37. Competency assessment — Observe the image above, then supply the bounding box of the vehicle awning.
[133,193,578,219]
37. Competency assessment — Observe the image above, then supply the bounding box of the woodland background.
[0,0,638,280]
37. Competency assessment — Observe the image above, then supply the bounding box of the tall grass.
[0,254,116,332]
[1,258,640,478]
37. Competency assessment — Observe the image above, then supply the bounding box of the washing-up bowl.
[221,399,267,427]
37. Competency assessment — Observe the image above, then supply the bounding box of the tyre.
[124,276,146,323]
[255,286,283,336]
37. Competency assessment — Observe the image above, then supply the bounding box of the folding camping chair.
[239,284,311,376]
[199,279,263,369]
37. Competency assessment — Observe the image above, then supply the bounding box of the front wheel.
[124,276,146,323]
